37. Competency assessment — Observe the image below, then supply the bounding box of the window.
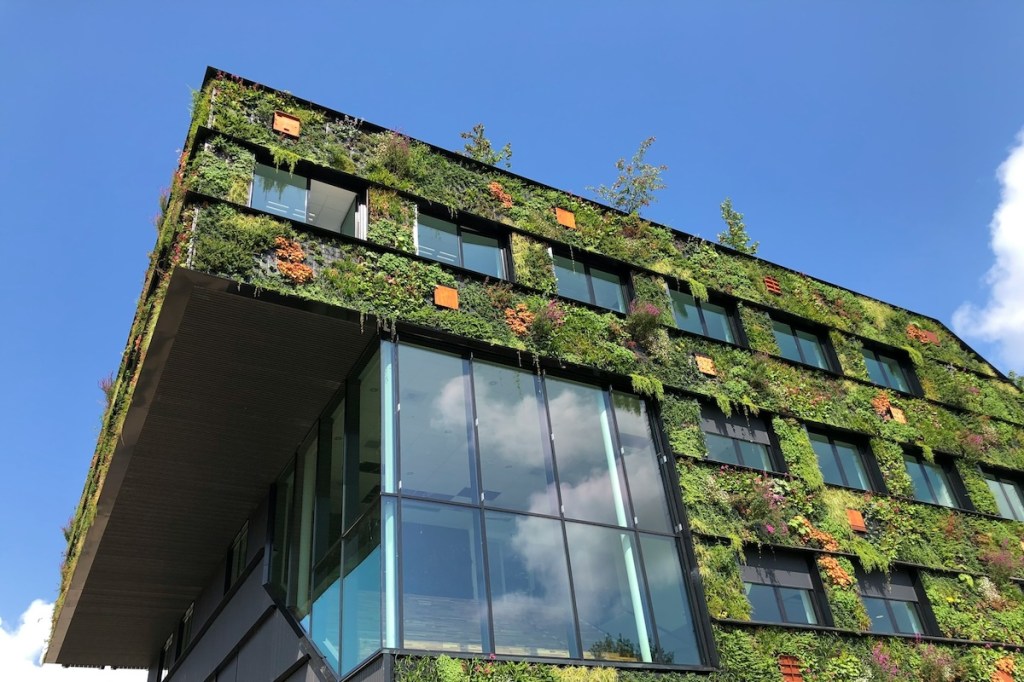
[416,214,507,279]
[226,522,248,590]
[669,289,739,343]
[807,429,875,491]
[177,603,194,658]
[553,254,627,312]
[903,454,962,508]
[251,163,366,237]
[741,551,825,626]
[862,347,916,394]
[700,405,778,471]
[771,318,833,370]
[858,569,927,635]
[984,470,1024,521]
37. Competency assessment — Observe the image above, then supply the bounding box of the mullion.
[917,460,940,504]
[466,354,496,653]
[583,263,598,306]
[829,439,851,488]
[693,300,711,337]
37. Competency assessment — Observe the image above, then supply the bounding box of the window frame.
[665,284,743,345]
[768,314,839,372]
[414,209,510,280]
[225,521,249,593]
[249,160,368,238]
[740,550,831,627]
[698,403,783,472]
[861,345,921,395]
[806,427,884,493]
[551,251,630,313]
[902,452,971,510]
[982,467,1024,521]
[857,567,937,636]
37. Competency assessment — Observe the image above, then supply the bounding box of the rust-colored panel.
[764,276,782,295]
[778,656,804,682]
[434,285,460,310]
[846,508,867,533]
[272,111,302,137]
[889,406,907,424]
[695,353,718,376]
[554,207,577,229]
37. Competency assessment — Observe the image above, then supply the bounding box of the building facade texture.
[47,69,1024,682]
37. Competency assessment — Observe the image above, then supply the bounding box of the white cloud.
[954,128,1024,371]
[0,600,145,681]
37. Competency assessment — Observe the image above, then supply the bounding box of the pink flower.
[764,524,776,534]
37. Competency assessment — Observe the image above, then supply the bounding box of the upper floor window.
[226,522,248,591]
[771,318,834,371]
[553,254,627,313]
[807,429,876,491]
[741,551,825,626]
[858,569,927,636]
[700,405,778,471]
[984,469,1024,521]
[862,347,916,394]
[251,163,365,237]
[903,454,963,508]
[416,214,507,279]
[669,289,739,344]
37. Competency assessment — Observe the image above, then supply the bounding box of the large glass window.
[553,255,627,312]
[669,290,737,344]
[771,318,832,370]
[251,163,363,236]
[858,569,927,635]
[984,470,1024,521]
[741,551,824,626]
[904,454,960,508]
[416,214,507,278]
[700,405,777,471]
[808,429,874,491]
[863,348,915,394]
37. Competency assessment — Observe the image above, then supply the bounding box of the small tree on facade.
[591,136,667,216]
[460,123,513,168]
[717,197,759,255]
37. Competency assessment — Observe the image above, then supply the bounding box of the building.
[47,67,1024,682]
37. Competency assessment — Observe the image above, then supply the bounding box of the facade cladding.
[48,68,1024,682]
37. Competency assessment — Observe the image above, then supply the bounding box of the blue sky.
[1,2,1023,677]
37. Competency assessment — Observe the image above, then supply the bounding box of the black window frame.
[806,426,885,493]
[551,251,630,313]
[225,521,249,593]
[740,549,831,627]
[902,452,971,510]
[857,567,937,636]
[982,467,1024,521]
[699,403,783,472]
[768,314,839,372]
[249,159,368,238]
[861,344,921,395]
[666,284,744,345]
[415,209,511,280]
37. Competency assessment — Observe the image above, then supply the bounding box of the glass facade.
[553,255,627,313]
[808,430,872,490]
[416,214,506,278]
[771,319,830,370]
[863,348,913,393]
[904,454,957,507]
[270,340,704,675]
[668,290,736,344]
[251,163,361,235]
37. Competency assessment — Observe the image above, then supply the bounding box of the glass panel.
[293,439,318,621]
[270,468,295,600]
[737,440,773,471]
[474,361,557,515]
[462,231,506,279]
[397,345,476,503]
[834,440,870,490]
[347,356,381,528]
[923,462,955,507]
[340,507,382,676]
[744,583,783,623]
[566,523,651,662]
[890,600,923,635]
[704,433,741,466]
[1002,480,1024,521]
[863,352,888,387]
[639,535,700,665]
[400,501,488,653]
[485,512,576,658]
[417,215,461,266]
[863,596,895,634]
[772,321,801,363]
[669,290,703,335]
[310,542,340,672]
[905,456,934,504]
[796,329,828,369]
[553,255,593,305]
[613,393,672,532]
[880,355,910,392]
[987,477,1016,519]
[251,163,307,220]
[590,267,626,313]
[307,180,356,233]
[547,378,626,526]
[340,196,358,238]
[778,587,817,625]
[701,302,735,344]
[315,402,344,563]
[810,433,844,487]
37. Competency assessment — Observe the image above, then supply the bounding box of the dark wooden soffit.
[47,268,377,668]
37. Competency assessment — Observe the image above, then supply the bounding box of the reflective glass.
[834,440,870,490]
[880,356,910,392]
[553,255,592,305]
[397,345,476,503]
[705,433,741,466]
[485,512,576,658]
[340,508,382,675]
[590,267,626,313]
[737,440,773,471]
[417,215,460,266]
[864,354,888,387]
[904,456,933,503]
[924,462,955,507]
[744,583,783,623]
[547,378,626,526]
[251,163,307,220]
[462,231,506,279]
[310,542,340,671]
[270,468,295,600]
[400,501,488,652]
[779,587,817,624]
[987,476,1024,521]
[307,180,357,233]
[864,597,894,633]
[613,393,672,532]
[347,357,381,528]
[701,302,735,344]
[810,433,844,487]
[314,401,344,563]
[566,523,651,662]
[891,600,923,635]
[474,361,557,515]
[796,330,828,369]
[772,321,802,363]
[669,291,703,335]
[639,534,700,665]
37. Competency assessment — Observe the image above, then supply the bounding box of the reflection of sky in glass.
[613,394,672,532]
[639,534,700,665]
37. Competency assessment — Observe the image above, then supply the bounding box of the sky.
[0,1,1022,678]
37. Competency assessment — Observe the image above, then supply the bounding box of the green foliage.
[590,137,667,215]
[693,540,750,619]
[630,374,665,401]
[829,331,869,382]
[924,573,1024,644]
[460,123,512,168]
[192,203,292,277]
[737,305,779,355]
[956,459,1001,516]
[716,198,758,255]
[661,395,704,457]
[186,135,255,203]
[869,438,913,497]
[510,233,557,293]
[772,417,824,490]
[368,188,416,253]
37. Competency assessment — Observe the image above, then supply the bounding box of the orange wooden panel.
[778,656,804,682]
[273,111,302,137]
[554,207,577,229]
[889,406,907,424]
[764,276,782,295]
[846,508,867,533]
[434,285,460,310]
[993,671,1012,682]
[695,354,718,376]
